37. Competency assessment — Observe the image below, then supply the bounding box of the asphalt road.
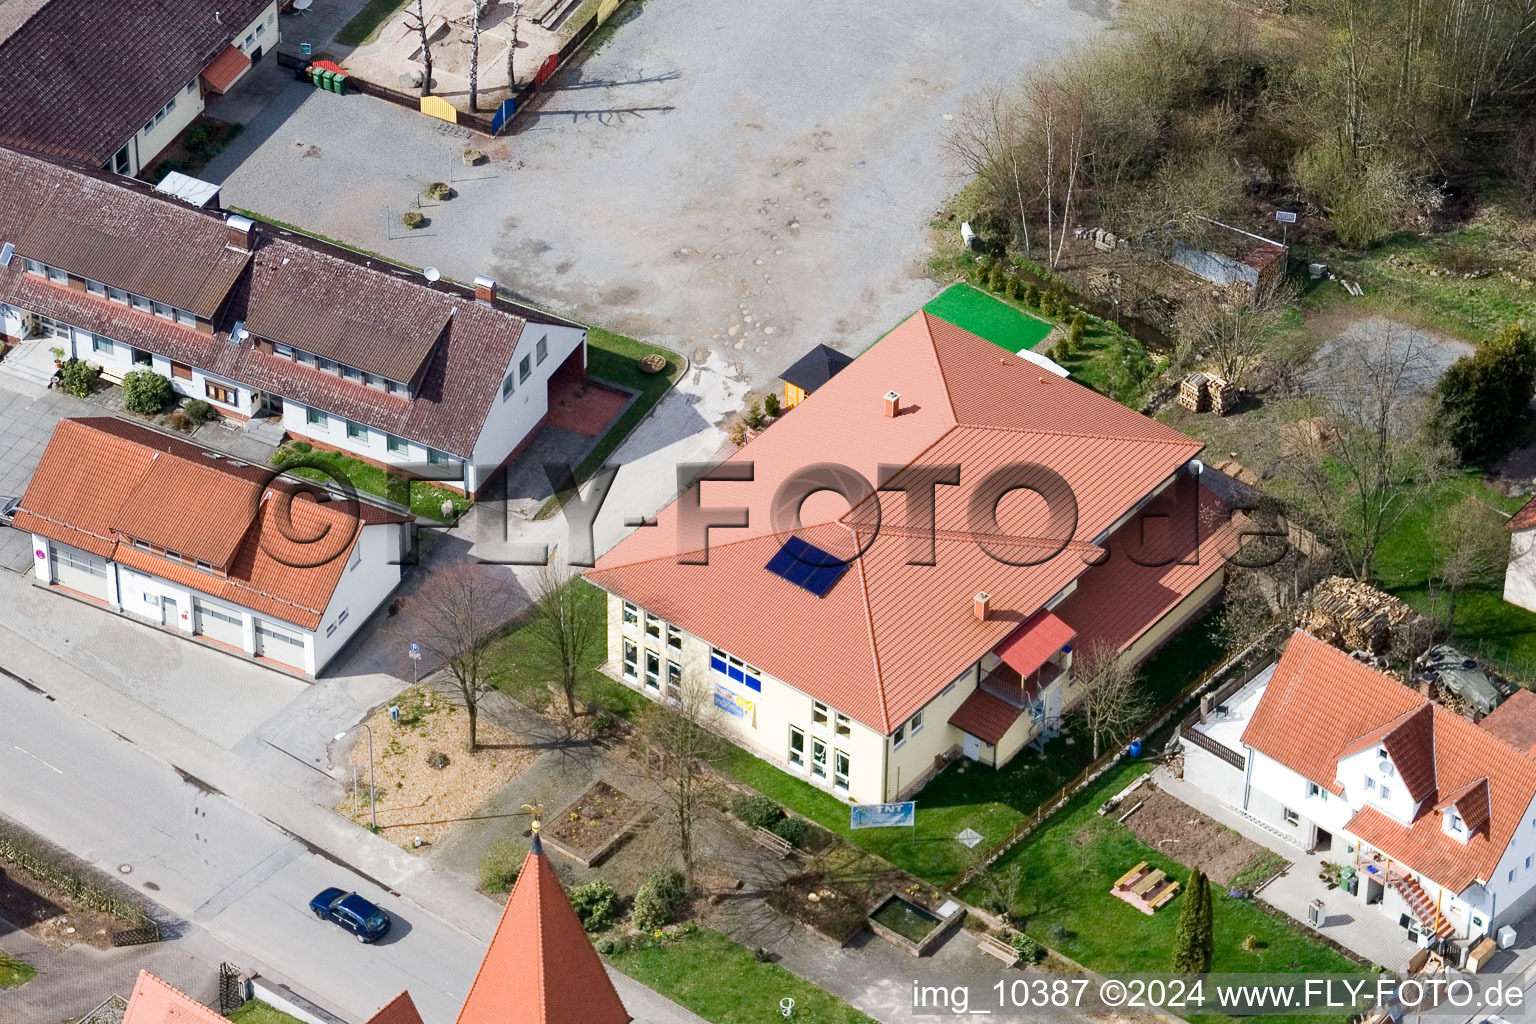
[0,673,480,1024]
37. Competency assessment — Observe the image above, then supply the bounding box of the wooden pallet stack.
[1207,374,1234,415]
[1301,576,1416,653]
[1178,372,1210,412]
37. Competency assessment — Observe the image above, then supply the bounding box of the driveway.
[205,0,1112,388]
[0,382,77,571]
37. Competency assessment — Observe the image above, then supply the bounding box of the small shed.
[779,343,853,410]
[1171,219,1287,296]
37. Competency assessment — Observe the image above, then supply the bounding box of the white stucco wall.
[466,324,586,493]
[309,523,403,673]
[1505,530,1536,613]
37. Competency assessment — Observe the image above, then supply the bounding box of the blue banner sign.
[850,802,915,829]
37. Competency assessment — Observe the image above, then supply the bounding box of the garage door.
[254,619,307,670]
[48,545,110,601]
[195,599,245,648]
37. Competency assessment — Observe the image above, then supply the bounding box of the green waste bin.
[334,73,347,95]
[316,68,333,91]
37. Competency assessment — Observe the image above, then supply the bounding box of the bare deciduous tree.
[410,563,516,751]
[946,83,1034,255]
[527,561,600,716]
[1175,285,1295,391]
[469,0,485,112]
[1433,493,1509,626]
[632,674,724,892]
[506,0,522,95]
[1292,324,1452,582]
[406,0,434,98]
[1071,643,1152,760]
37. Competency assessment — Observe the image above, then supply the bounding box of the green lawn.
[924,283,1054,351]
[1370,472,1536,679]
[226,1002,307,1024]
[334,0,411,46]
[0,950,34,989]
[967,760,1364,1024]
[482,578,648,719]
[272,444,471,523]
[607,928,876,1024]
[721,608,1227,885]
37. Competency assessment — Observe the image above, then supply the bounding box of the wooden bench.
[1130,869,1167,897]
[754,827,793,859]
[1114,861,1149,888]
[1148,881,1181,910]
[978,933,1021,966]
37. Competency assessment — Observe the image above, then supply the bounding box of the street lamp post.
[335,724,377,831]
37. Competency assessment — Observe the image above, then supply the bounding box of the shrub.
[731,793,784,830]
[167,410,194,432]
[121,369,173,414]
[426,750,450,770]
[401,211,425,229]
[986,263,1005,292]
[185,123,211,151]
[769,815,810,848]
[57,359,99,398]
[742,399,765,431]
[1069,312,1087,349]
[1010,932,1042,962]
[1004,274,1020,301]
[426,181,453,200]
[479,839,522,894]
[570,879,621,932]
[631,869,687,931]
[1435,321,1536,461]
[183,398,214,425]
[763,392,781,417]
[1023,283,1040,308]
[596,935,631,955]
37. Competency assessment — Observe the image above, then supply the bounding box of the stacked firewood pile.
[1300,576,1417,653]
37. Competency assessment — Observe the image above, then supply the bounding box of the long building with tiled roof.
[585,310,1242,802]
[0,0,276,176]
[14,417,413,675]
[1183,630,1536,944]
[0,145,588,496]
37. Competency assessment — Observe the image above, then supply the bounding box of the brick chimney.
[225,214,254,252]
[973,591,990,621]
[474,274,497,305]
[883,390,900,418]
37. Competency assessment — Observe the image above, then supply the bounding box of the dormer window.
[86,280,105,296]
[1448,811,1464,833]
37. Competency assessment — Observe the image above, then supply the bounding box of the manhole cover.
[117,863,133,874]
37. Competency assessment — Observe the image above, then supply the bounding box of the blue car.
[309,888,390,943]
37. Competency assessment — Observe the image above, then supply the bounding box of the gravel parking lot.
[208,0,1111,389]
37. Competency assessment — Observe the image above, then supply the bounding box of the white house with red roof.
[119,970,424,1024]
[585,311,1245,803]
[13,417,412,676]
[1503,494,1536,613]
[1183,630,1536,942]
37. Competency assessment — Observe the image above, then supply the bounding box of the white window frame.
[911,711,924,735]
[833,748,850,791]
[536,336,548,364]
[621,638,638,681]
[788,725,805,768]
[810,737,827,779]
[812,701,829,728]
[644,649,661,691]
[1283,807,1299,826]
[835,712,851,738]
[893,723,905,748]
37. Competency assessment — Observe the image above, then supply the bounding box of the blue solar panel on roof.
[764,536,851,597]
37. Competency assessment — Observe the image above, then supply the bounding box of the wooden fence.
[0,819,158,936]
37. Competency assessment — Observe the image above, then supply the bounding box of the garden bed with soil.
[1120,785,1268,886]
[541,782,645,867]
[765,843,953,947]
[335,687,538,850]
[0,862,125,950]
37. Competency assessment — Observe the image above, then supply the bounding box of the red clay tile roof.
[586,312,1207,733]
[13,418,408,630]
[200,44,250,94]
[365,991,426,1024]
[0,0,272,166]
[456,835,630,1024]
[1435,778,1492,836]
[1479,688,1536,755]
[949,688,1023,745]
[0,147,570,458]
[1243,631,1536,890]
[1053,475,1240,655]
[122,971,232,1024]
[1508,496,1536,532]
[995,610,1076,678]
[15,178,251,317]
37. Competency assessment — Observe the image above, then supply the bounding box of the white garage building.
[13,417,412,676]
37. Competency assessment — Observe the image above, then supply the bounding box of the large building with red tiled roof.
[0,145,590,497]
[585,311,1243,802]
[14,417,412,675]
[120,970,425,1024]
[1183,630,1536,943]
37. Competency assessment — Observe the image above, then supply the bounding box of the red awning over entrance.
[994,609,1076,678]
[202,45,251,94]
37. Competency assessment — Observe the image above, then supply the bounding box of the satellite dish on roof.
[423,267,441,282]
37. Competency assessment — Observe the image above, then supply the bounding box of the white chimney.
[973,591,990,621]
[883,390,900,418]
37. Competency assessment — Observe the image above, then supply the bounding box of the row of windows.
[892,711,925,748]
[50,546,108,577]
[271,343,409,395]
[27,262,201,326]
[324,607,352,638]
[84,335,238,406]
[500,336,550,401]
[130,537,217,573]
[143,95,178,136]
[788,725,850,790]
[301,407,444,461]
[621,638,683,700]
[811,700,852,738]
